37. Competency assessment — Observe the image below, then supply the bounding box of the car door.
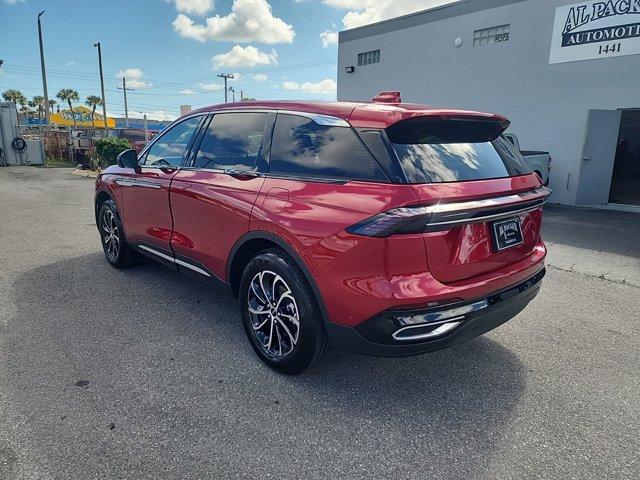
[169,111,274,280]
[119,114,206,255]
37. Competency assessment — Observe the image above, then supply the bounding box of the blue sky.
[0,0,450,120]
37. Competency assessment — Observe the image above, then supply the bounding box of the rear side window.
[269,114,387,182]
[386,117,532,183]
[193,113,269,170]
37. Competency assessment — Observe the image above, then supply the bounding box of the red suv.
[95,93,549,374]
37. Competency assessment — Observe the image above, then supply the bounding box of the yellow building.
[50,106,115,128]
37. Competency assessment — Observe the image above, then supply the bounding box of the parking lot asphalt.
[0,167,638,480]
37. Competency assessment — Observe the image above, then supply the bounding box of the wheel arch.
[94,189,115,225]
[226,231,330,325]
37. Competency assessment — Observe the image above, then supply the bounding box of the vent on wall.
[473,24,510,46]
[357,49,380,66]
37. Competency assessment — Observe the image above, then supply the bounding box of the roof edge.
[339,0,526,43]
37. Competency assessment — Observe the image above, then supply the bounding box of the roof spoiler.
[372,91,401,103]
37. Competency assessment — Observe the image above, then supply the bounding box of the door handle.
[160,166,177,174]
[224,169,260,178]
[582,156,591,162]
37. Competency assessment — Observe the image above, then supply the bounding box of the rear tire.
[97,199,138,269]
[239,249,331,375]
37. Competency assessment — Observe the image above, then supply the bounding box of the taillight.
[346,187,551,238]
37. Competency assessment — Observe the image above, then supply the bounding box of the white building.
[337,0,640,207]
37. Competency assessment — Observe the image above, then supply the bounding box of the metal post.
[143,114,149,143]
[37,11,50,125]
[118,77,134,128]
[94,42,108,131]
[217,73,234,103]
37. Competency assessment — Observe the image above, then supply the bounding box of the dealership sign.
[549,0,640,63]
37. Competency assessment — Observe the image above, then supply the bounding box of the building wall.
[337,0,640,205]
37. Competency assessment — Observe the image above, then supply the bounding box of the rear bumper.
[326,268,545,357]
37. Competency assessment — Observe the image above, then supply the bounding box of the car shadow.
[543,204,640,258]
[5,253,526,479]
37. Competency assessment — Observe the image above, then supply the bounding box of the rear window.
[386,117,532,183]
[269,114,387,182]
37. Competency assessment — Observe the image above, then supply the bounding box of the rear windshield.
[386,117,532,183]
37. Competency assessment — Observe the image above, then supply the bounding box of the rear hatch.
[388,115,548,283]
[350,114,549,284]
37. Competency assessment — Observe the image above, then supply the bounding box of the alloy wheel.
[101,209,120,262]
[247,270,300,357]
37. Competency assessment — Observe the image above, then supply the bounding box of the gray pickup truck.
[504,133,551,186]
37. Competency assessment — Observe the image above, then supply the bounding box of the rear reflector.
[346,187,551,237]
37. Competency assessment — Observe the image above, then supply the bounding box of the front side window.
[269,114,387,182]
[386,117,532,183]
[193,113,269,170]
[143,115,203,167]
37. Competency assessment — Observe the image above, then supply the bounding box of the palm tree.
[85,95,103,127]
[29,95,46,124]
[48,99,59,113]
[2,89,27,109]
[56,88,80,127]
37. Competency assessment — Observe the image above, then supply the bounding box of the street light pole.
[37,11,50,125]
[93,42,108,131]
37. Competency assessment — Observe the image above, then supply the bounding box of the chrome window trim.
[191,108,350,127]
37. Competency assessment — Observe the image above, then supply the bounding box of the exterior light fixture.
[345,66,355,73]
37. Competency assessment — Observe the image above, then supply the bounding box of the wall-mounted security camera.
[345,66,355,73]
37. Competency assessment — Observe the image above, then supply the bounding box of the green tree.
[95,137,131,167]
[85,95,103,127]
[29,95,46,123]
[56,88,80,127]
[48,99,59,113]
[2,89,27,109]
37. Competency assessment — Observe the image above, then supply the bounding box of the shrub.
[95,137,131,167]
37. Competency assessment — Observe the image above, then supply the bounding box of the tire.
[239,249,331,375]
[97,199,138,269]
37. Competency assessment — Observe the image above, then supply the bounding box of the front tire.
[239,249,330,375]
[98,199,138,269]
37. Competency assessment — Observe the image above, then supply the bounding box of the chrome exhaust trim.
[392,319,463,341]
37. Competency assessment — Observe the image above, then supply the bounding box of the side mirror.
[117,149,139,170]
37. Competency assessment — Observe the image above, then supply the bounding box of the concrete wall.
[337,0,640,205]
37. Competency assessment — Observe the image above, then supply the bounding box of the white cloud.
[172,0,295,44]
[281,79,337,93]
[197,82,224,91]
[66,60,76,66]
[320,30,338,48]
[300,79,337,92]
[115,68,154,89]
[170,0,214,16]
[4,0,26,4]
[129,110,177,122]
[212,45,277,68]
[179,88,197,94]
[252,73,268,82]
[323,0,454,29]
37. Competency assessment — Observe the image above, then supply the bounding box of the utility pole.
[93,42,108,131]
[217,73,234,103]
[37,11,50,125]
[117,77,134,128]
[228,86,235,103]
[240,90,244,102]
